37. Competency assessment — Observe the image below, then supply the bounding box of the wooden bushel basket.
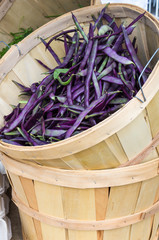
[1,151,159,240]
[0,4,158,171]
[0,0,90,51]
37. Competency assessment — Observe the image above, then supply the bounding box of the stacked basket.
[0,3,159,240]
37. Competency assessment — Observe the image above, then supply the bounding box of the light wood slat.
[61,155,86,170]
[150,212,159,240]
[34,181,64,217]
[0,97,12,126]
[105,134,128,164]
[62,188,96,220]
[149,182,159,240]
[9,173,28,205]
[117,110,158,162]
[29,40,64,71]
[95,188,109,240]
[95,188,108,221]
[8,173,38,240]
[134,19,150,66]
[133,176,159,213]
[106,184,141,218]
[36,223,67,240]
[67,230,97,240]
[103,183,141,240]
[0,70,21,106]
[147,91,159,136]
[103,226,131,240]
[20,177,43,240]
[34,181,66,240]
[15,156,78,170]
[146,91,159,155]
[37,158,73,169]
[74,141,120,170]
[146,23,159,69]
[12,53,45,86]
[62,187,97,240]
[130,218,152,240]
[19,211,38,240]
[129,176,159,240]
[154,228,159,240]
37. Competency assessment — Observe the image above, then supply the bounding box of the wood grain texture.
[95,188,108,240]
[8,173,38,240]
[103,182,141,240]
[129,176,159,240]
[62,187,97,240]
[20,177,43,240]
[117,110,158,162]
[34,181,66,240]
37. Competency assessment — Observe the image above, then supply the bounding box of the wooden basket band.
[12,190,159,231]
[2,152,159,189]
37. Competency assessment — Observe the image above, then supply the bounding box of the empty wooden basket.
[0,0,90,51]
[1,152,159,240]
[0,4,158,170]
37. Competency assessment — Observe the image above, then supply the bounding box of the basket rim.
[0,3,159,157]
